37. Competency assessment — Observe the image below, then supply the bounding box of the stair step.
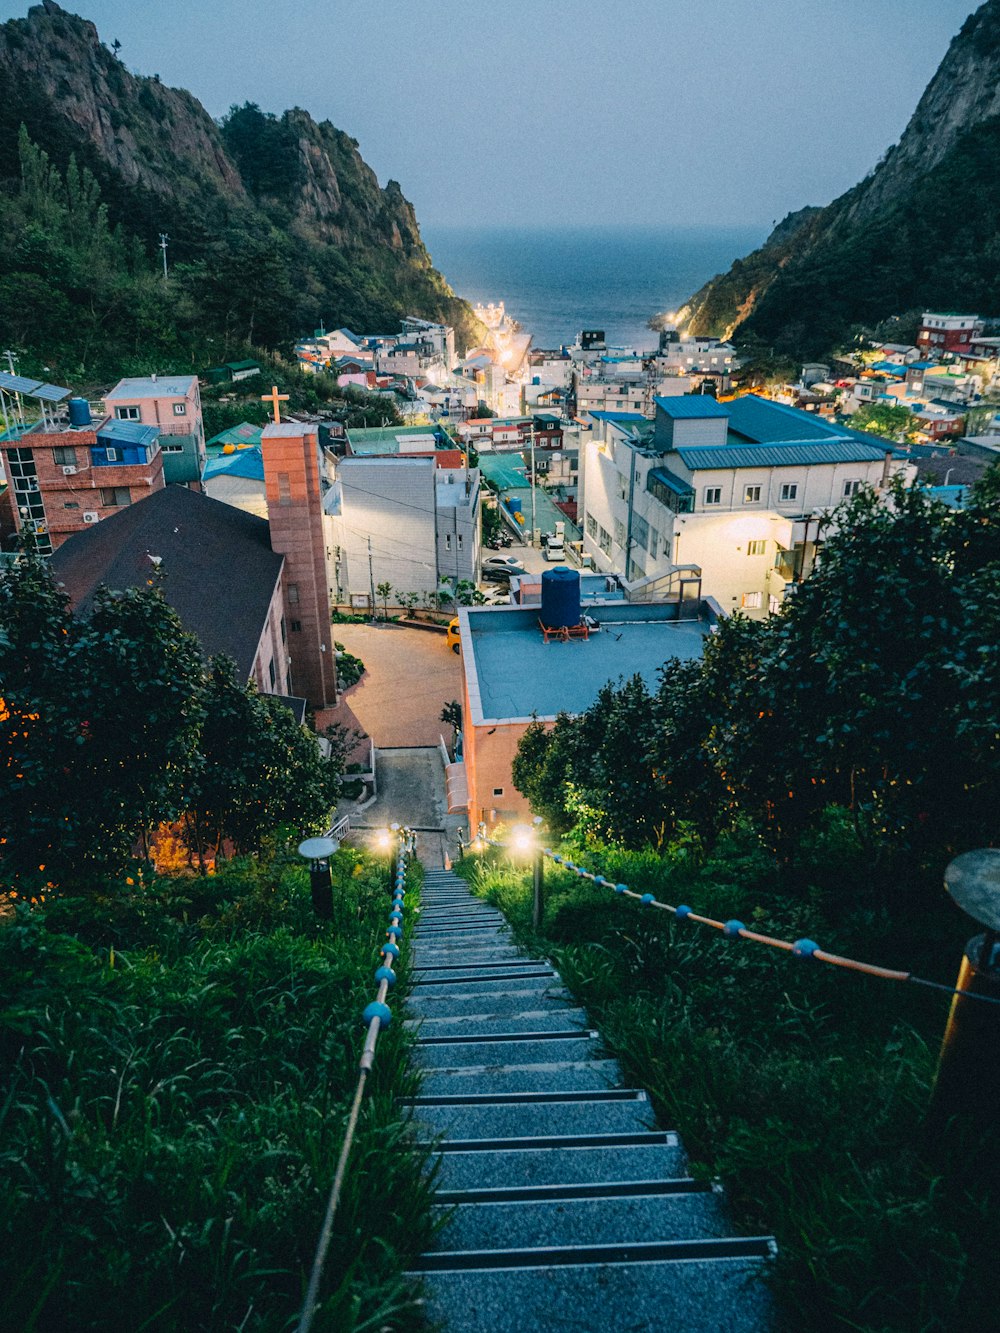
[431,1189,731,1252]
[432,1173,704,1205]
[417,913,505,926]
[407,984,574,1017]
[419,1058,622,1097]
[412,1096,654,1141]
[414,925,510,939]
[412,946,523,964]
[430,1137,685,1191]
[405,1007,589,1037]
[414,1034,600,1070]
[410,1254,772,1333]
[413,968,557,989]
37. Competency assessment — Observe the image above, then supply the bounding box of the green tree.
[376,581,393,619]
[851,402,916,441]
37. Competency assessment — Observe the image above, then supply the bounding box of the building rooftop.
[346,424,447,454]
[462,604,708,724]
[51,485,283,681]
[206,422,264,451]
[203,445,265,482]
[96,419,161,448]
[677,440,890,470]
[654,395,730,419]
[105,375,197,400]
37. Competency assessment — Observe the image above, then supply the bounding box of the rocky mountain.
[681,0,1000,357]
[0,1,479,375]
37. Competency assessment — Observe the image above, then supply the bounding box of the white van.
[543,521,566,562]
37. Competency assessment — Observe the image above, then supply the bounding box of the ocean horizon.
[422,223,769,350]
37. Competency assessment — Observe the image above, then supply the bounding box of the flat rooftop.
[462,604,709,724]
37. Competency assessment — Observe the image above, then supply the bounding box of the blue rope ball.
[614,883,628,895]
[675,904,692,920]
[594,876,607,887]
[386,926,403,941]
[722,919,745,939]
[362,1000,392,1028]
[552,855,563,864]
[381,942,400,958]
[793,938,820,959]
[641,893,655,906]
[374,965,396,987]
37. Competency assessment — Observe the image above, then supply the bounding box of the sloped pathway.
[403,867,775,1332]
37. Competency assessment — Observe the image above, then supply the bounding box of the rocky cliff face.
[0,1,476,347]
[683,0,1000,353]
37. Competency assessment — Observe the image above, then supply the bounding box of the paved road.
[333,622,463,748]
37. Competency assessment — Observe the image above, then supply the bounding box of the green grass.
[455,831,1000,1332]
[0,851,435,1332]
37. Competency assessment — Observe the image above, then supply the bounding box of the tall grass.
[456,828,999,1332]
[0,851,434,1332]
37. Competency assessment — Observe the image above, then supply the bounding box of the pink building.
[104,375,205,488]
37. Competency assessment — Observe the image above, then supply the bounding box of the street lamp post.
[511,817,546,930]
[298,835,340,920]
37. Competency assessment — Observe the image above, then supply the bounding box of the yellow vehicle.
[446,617,461,654]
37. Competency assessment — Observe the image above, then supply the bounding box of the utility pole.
[3,350,26,429]
[158,232,169,280]
[368,536,377,621]
[528,423,537,545]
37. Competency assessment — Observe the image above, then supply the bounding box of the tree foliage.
[0,560,342,889]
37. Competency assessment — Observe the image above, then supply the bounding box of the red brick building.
[917,312,981,356]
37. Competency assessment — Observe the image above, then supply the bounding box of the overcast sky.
[1,0,983,227]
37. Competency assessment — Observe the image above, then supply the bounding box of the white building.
[580,394,909,618]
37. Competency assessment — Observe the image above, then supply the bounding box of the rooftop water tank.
[540,566,581,630]
[68,397,92,428]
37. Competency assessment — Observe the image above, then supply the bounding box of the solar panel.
[33,383,72,402]
[0,371,43,394]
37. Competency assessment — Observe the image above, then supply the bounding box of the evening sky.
[0,0,983,228]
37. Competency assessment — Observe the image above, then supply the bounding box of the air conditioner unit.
[82,512,99,524]
[62,465,77,475]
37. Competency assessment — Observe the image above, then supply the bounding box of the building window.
[114,406,140,421]
[445,533,452,551]
[741,591,763,609]
[63,501,79,509]
[280,616,287,643]
[704,487,722,505]
[768,595,781,614]
[172,403,187,416]
[52,446,77,465]
[747,539,766,556]
[843,479,861,497]
[161,442,184,453]
[457,533,464,551]
[586,512,598,539]
[627,555,645,581]
[100,487,131,507]
[617,471,628,500]
[744,485,762,504]
[612,518,625,549]
[493,787,504,797]
[104,447,119,462]
[779,483,798,501]
[288,583,299,604]
[268,658,276,688]
[647,524,659,556]
[599,525,612,555]
[291,619,302,632]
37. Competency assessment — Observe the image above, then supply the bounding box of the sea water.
[423,224,768,350]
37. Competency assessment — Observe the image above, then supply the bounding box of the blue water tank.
[540,566,581,629]
[68,398,92,428]
[507,497,522,517]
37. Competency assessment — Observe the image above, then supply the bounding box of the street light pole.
[532,846,545,931]
[298,835,340,920]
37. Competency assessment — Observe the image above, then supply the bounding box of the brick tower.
[261,422,336,708]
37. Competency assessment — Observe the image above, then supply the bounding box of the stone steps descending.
[404,867,774,1331]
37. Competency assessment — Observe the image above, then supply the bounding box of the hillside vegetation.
[683,1,1000,355]
[0,2,479,382]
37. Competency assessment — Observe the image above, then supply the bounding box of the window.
[290,619,302,632]
[627,554,645,581]
[769,595,781,614]
[779,483,798,501]
[268,658,276,689]
[104,447,119,462]
[617,471,628,500]
[457,533,464,551]
[743,485,761,504]
[100,487,131,507]
[52,446,77,465]
[632,513,649,551]
[599,525,612,556]
[280,616,287,644]
[114,406,140,421]
[160,442,184,453]
[444,533,452,551]
[613,517,626,548]
[172,403,187,416]
[747,540,766,556]
[741,591,763,609]
[843,479,861,497]
[493,787,504,797]
[647,524,659,556]
[288,583,300,605]
[63,501,79,509]
[586,512,598,539]
[704,487,722,505]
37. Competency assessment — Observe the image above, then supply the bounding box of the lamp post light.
[511,817,546,930]
[298,835,339,920]
[929,849,1000,1146]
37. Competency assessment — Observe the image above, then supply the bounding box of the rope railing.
[296,833,412,1333]
[475,831,1000,1010]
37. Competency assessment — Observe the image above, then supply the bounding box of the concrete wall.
[337,456,439,598]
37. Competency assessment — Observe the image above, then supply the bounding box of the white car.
[481,554,526,581]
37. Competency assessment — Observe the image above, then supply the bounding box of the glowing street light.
[509,817,546,929]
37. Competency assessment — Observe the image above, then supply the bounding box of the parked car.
[481,554,526,580]
[446,617,461,653]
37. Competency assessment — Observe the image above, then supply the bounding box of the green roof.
[206,422,264,449]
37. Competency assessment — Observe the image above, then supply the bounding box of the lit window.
[779,483,798,501]
[744,485,761,504]
[747,540,766,556]
[704,487,722,505]
[741,591,763,609]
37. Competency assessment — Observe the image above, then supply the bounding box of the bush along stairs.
[402,867,776,1331]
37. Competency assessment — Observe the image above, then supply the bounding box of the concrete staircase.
[404,867,775,1332]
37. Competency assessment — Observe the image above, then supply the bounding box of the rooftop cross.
[261,384,290,424]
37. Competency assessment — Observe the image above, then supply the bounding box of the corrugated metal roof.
[648,466,695,495]
[676,441,889,470]
[96,420,161,448]
[106,376,196,400]
[654,395,729,419]
[726,395,838,442]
